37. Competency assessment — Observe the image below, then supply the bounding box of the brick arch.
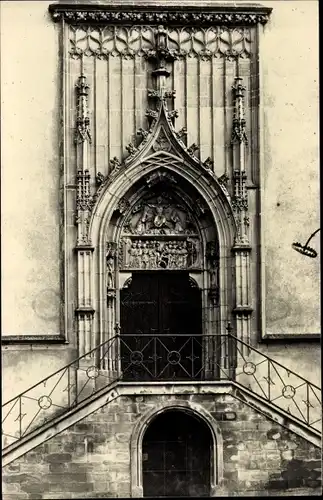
[129,399,224,497]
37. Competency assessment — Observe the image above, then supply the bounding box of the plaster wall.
[259,0,320,337]
[1,1,61,337]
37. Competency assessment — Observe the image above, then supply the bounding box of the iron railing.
[232,336,321,433]
[2,333,321,450]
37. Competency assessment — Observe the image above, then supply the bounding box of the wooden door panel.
[120,272,202,380]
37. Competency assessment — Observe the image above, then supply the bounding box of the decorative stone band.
[233,306,253,315]
[74,244,95,252]
[232,243,252,252]
[75,307,95,315]
[49,4,272,26]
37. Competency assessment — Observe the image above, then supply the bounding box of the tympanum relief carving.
[119,194,201,270]
[120,239,199,271]
[124,195,197,236]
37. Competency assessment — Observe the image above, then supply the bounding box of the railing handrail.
[2,333,321,406]
[227,333,322,391]
[2,335,119,406]
[2,332,321,448]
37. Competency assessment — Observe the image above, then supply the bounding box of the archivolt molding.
[130,400,224,497]
[90,158,236,253]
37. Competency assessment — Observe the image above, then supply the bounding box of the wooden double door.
[120,272,202,380]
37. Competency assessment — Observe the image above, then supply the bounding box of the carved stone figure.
[171,211,184,233]
[106,242,117,290]
[135,206,150,234]
[121,238,199,270]
[96,172,105,186]
[153,130,171,152]
[152,204,168,230]
[124,195,197,236]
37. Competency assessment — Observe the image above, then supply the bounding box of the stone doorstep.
[2,380,321,467]
[226,488,322,497]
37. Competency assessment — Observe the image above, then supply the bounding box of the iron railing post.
[228,334,237,380]
[19,397,22,440]
[306,383,310,425]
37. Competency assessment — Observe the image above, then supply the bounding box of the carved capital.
[233,306,253,316]
[164,90,176,100]
[75,307,95,316]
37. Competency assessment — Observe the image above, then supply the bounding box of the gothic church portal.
[1,2,321,499]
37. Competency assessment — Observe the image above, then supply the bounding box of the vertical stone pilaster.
[104,241,118,375]
[232,245,253,355]
[231,76,253,351]
[74,73,95,360]
[75,248,95,359]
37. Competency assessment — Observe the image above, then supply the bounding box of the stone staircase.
[2,333,321,465]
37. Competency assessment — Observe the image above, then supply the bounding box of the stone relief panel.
[120,237,200,271]
[118,193,201,271]
[123,195,198,236]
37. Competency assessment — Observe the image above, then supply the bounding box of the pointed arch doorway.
[120,271,203,380]
[105,174,225,382]
[142,410,212,497]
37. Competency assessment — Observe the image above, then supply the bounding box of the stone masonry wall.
[2,393,321,499]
